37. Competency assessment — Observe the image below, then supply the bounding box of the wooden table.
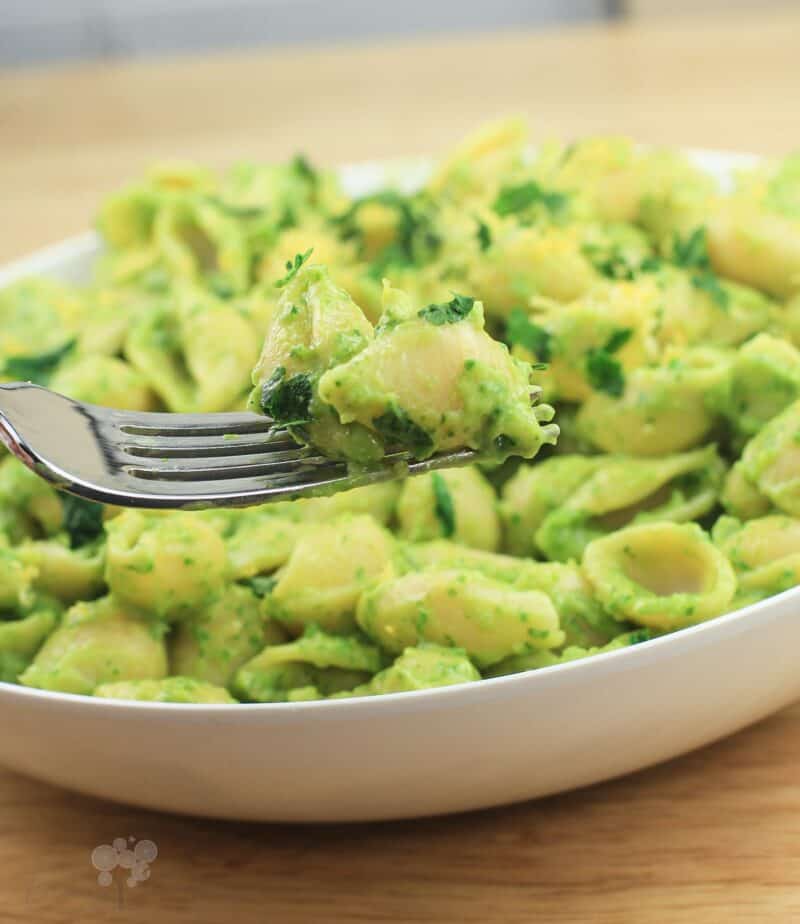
[2,11,800,922]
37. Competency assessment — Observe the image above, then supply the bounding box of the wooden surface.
[1,11,800,922]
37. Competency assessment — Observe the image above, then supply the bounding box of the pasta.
[3,119,800,703]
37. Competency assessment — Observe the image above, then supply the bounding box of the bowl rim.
[0,144,780,717]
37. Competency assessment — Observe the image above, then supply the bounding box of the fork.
[0,383,552,509]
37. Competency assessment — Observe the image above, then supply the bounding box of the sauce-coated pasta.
[3,120,800,702]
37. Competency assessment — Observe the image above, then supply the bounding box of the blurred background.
[1,0,795,263]
[1,0,794,68]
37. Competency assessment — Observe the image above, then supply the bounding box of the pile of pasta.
[2,118,800,703]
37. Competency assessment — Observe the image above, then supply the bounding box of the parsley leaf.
[583,327,632,398]
[585,350,625,398]
[274,248,313,288]
[333,191,439,277]
[476,218,492,252]
[4,339,75,385]
[259,366,313,425]
[506,309,552,362]
[431,472,456,538]
[372,406,433,458]
[493,181,568,218]
[639,255,663,273]
[62,494,104,549]
[691,272,730,310]
[291,153,318,188]
[627,628,652,646]
[418,294,475,326]
[672,226,710,270]
[603,327,633,354]
[671,227,729,309]
[583,245,637,281]
[245,575,278,598]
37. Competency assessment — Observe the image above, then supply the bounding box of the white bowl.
[1,150,793,824]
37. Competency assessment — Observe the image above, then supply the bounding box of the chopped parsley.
[274,248,313,288]
[583,245,637,281]
[584,327,632,398]
[372,406,433,457]
[506,308,552,362]
[639,255,663,273]
[431,472,456,538]
[476,218,492,251]
[492,181,568,218]
[627,629,652,646]
[4,339,75,386]
[245,576,278,598]
[418,294,475,326]
[62,494,104,549]
[333,190,439,276]
[585,349,625,397]
[259,366,313,425]
[671,226,729,309]
[291,153,317,188]
[603,327,633,354]
[691,271,730,311]
[672,227,710,270]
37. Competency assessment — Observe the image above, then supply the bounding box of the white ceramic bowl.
[1,150,794,824]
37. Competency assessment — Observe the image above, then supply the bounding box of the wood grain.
[1,11,800,922]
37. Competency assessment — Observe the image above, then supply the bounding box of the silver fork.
[0,383,554,509]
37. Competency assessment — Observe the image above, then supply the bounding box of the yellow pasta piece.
[170,584,286,686]
[713,514,800,603]
[356,569,563,668]
[50,355,157,411]
[19,596,168,695]
[317,287,557,462]
[18,539,105,604]
[105,511,229,620]
[575,348,729,455]
[582,522,736,631]
[266,514,396,635]
[737,399,800,516]
[94,677,237,704]
[233,627,382,702]
[533,446,726,562]
[339,645,480,697]
[395,466,500,551]
[400,541,622,650]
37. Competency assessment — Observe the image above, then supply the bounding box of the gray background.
[0,0,617,67]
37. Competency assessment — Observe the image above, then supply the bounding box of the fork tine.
[108,409,276,437]
[119,435,305,459]
[126,453,342,482]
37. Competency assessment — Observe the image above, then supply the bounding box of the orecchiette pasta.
[582,522,736,631]
[233,627,383,702]
[5,118,800,704]
[736,399,800,516]
[395,466,501,551]
[713,514,800,606]
[104,511,229,620]
[265,515,396,635]
[19,596,168,695]
[170,584,286,687]
[356,569,564,668]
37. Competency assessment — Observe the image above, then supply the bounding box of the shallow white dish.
[0,149,793,824]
